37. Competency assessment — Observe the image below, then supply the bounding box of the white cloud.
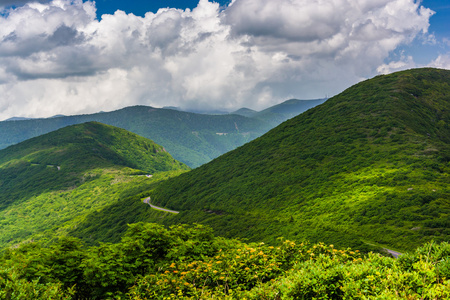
[0,0,440,120]
[377,54,416,74]
[428,54,450,70]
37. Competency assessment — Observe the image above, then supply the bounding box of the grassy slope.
[144,68,450,252]
[0,122,189,248]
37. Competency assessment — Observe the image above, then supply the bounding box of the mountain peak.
[150,68,450,251]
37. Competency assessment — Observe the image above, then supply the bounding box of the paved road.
[143,197,179,214]
[384,248,402,258]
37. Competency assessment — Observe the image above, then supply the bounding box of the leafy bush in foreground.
[1,223,449,299]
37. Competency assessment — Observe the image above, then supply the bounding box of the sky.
[0,0,449,120]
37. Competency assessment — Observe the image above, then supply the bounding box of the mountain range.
[0,99,325,168]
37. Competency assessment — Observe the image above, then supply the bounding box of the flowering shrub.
[1,223,449,299]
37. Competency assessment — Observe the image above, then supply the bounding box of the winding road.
[142,198,403,257]
[143,197,179,214]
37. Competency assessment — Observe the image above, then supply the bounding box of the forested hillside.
[0,122,188,248]
[146,68,450,252]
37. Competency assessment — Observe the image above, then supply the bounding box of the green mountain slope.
[0,122,188,248]
[145,68,450,252]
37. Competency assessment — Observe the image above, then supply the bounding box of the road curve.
[384,248,402,258]
[143,197,179,214]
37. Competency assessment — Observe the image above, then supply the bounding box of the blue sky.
[95,0,230,16]
[0,0,448,120]
[395,0,450,64]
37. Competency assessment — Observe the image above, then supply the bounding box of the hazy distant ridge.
[0,99,325,167]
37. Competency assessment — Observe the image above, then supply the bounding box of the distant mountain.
[0,100,325,168]
[231,107,258,117]
[0,122,188,248]
[141,68,450,252]
[0,107,271,167]
[5,117,34,121]
[253,98,327,124]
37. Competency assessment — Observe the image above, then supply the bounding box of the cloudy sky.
[0,0,449,120]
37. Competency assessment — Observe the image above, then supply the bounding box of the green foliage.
[0,266,74,300]
[2,223,449,299]
[148,68,450,252]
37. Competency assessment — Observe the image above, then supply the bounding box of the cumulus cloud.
[428,54,450,69]
[377,52,416,74]
[0,0,440,120]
